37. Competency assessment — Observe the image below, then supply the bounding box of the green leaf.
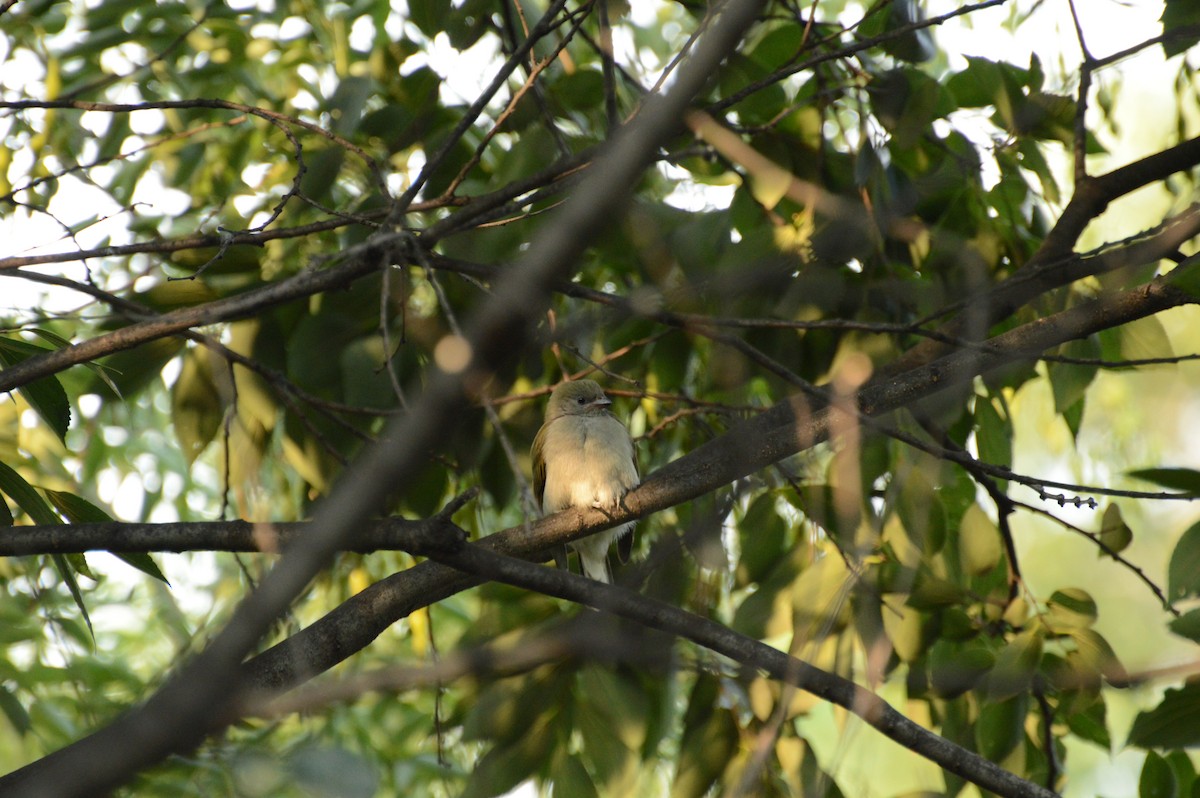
[1068,628,1127,685]
[578,666,647,752]
[0,336,71,442]
[0,460,61,526]
[1168,608,1200,643]
[1106,315,1174,363]
[1140,751,1179,798]
[1047,336,1099,415]
[673,674,737,798]
[1065,696,1111,751]
[1165,750,1196,798]
[1046,587,1098,630]
[288,745,378,798]
[0,463,99,640]
[549,750,599,798]
[1166,255,1200,299]
[0,684,32,735]
[298,146,346,203]
[1129,468,1200,496]
[25,327,122,396]
[929,639,993,698]
[946,56,1007,108]
[407,0,450,38]
[1129,681,1200,748]
[882,597,923,662]
[1161,0,1200,57]
[171,348,224,465]
[959,503,1002,576]
[43,490,168,584]
[736,493,788,586]
[986,628,1042,701]
[548,69,605,113]
[51,553,94,644]
[895,466,947,553]
[1098,503,1133,556]
[85,338,183,400]
[975,693,1028,762]
[460,722,554,798]
[1167,520,1200,601]
[974,392,1012,480]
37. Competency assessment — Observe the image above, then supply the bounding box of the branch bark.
[239,271,1193,697]
[2,210,1190,796]
[415,539,1059,798]
[0,1,769,793]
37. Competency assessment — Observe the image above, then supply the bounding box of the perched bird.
[531,379,639,583]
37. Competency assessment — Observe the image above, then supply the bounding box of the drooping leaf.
[0,462,96,639]
[1167,520,1200,601]
[1161,0,1200,57]
[1098,503,1133,556]
[1065,695,1111,751]
[1168,609,1200,643]
[1139,751,1178,798]
[1129,681,1200,748]
[170,348,224,465]
[0,460,60,526]
[986,628,1043,701]
[44,490,168,584]
[975,693,1028,762]
[958,504,1002,577]
[0,336,71,442]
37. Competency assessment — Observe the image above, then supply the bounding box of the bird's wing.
[530,422,549,509]
[617,524,634,563]
[617,432,638,563]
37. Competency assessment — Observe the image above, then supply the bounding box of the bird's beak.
[594,397,612,407]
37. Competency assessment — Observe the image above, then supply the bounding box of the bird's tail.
[577,549,611,583]
[574,537,612,583]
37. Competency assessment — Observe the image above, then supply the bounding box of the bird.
[531,379,639,583]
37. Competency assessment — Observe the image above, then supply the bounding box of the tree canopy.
[2,0,1200,795]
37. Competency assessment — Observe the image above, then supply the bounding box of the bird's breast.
[539,415,638,513]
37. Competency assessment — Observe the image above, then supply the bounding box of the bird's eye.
[577,396,587,405]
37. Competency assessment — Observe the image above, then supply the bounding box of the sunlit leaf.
[958,504,1002,577]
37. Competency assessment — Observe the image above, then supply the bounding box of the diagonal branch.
[0,1,770,793]
[239,271,1196,696]
[417,538,1058,798]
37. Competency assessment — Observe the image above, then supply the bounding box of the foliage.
[1,0,1200,796]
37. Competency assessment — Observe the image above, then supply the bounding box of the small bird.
[531,379,639,582]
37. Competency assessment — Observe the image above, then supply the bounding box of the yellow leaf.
[959,504,1002,576]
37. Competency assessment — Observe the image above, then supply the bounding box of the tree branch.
[237,271,1195,694]
[0,1,770,793]
[415,539,1058,798]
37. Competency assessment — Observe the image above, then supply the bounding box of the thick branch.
[241,274,1195,693]
[417,540,1057,798]
[0,518,439,556]
[885,138,1200,374]
[0,1,769,793]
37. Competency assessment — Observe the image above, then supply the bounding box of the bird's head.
[546,379,612,420]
